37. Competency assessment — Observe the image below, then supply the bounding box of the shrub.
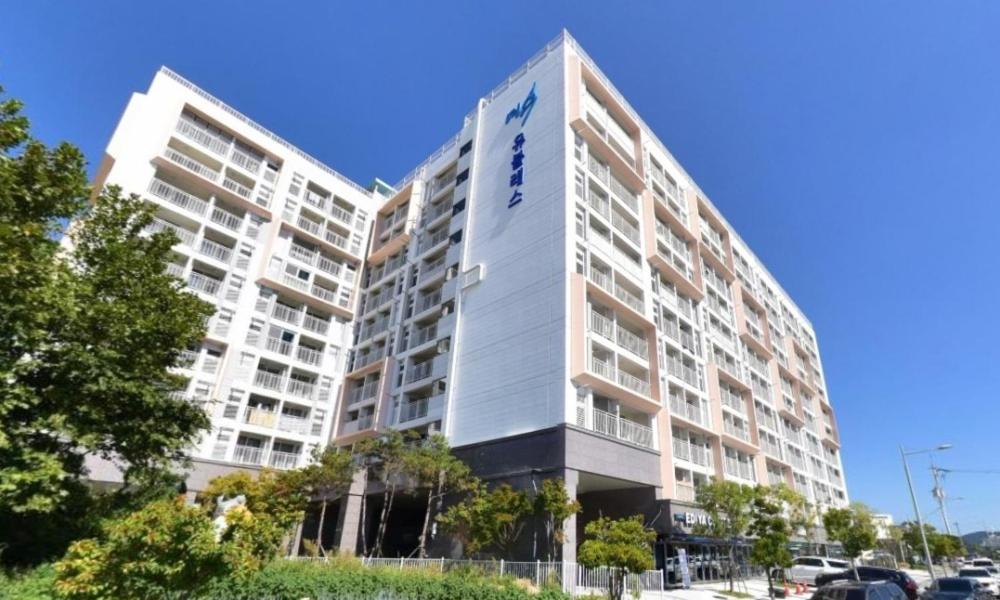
[199,559,571,599]
[0,564,59,600]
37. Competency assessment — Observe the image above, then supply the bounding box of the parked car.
[921,578,993,600]
[958,569,999,595]
[789,557,853,585]
[811,580,908,600]
[972,560,997,569]
[815,567,920,600]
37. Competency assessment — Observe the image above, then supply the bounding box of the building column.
[335,470,367,555]
[561,468,580,563]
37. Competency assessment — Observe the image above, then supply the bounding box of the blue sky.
[3,1,999,532]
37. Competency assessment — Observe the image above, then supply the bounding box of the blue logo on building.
[505,82,537,209]
[505,82,537,127]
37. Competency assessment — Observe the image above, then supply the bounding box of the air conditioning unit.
[436,339,450,354]
[434,380,447,395]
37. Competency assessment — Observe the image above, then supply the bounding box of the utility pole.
[930,461,953,536]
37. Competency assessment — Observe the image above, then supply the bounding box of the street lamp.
[901,444,952,583]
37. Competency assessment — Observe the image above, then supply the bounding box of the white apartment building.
[87,30,848,569]
[85,68,376,489]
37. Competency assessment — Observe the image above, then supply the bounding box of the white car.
[958,568,999,595]
[786,556,852,585]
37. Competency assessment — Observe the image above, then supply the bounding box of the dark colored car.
[920,577,993,600]
[811,580,909,600]
[814,567,920,600]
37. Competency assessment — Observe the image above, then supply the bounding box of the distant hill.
[963,531,1000,549]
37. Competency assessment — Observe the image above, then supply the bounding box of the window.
[455,169,469,186]
[459,140,473,157]
[452,198,466,215]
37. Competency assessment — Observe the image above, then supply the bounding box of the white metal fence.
[346,557,665,598]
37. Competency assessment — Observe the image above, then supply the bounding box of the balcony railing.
[272,303,302,325]
[310,283,339,306]
[222,177,253,200]
[148,178,209,215]
[676,483,697,502]
[673,439,711,467]
[398,394,444,424]
[232,445,264,466]
[348,381,380,405]
[665,355,701,389]
[296,345,323,366]
[723,419,751,442]
[244,406,277,428]
[187,272,222,297]
[165,262,185,278]
[230,147,262,175]
[341,414,374,435]
[609,175,638,213]
[589,310,614,340]
[296,216,322,236]
[146,217,196,246]
[419,290,443,312]
[669,394,708,427]
[725,457,755,481]
[302,313,329,335]
[616,369,650,396]
[588,189,610,219]
[287,378,316,399]
[198,238,233,264]
[329,204,353,225]
[406,360,434,383]
[591,408,654,448]
[610,210,641,246]
[353,347,386,371]
[614,285,644,314]
[720,388,745,413]
[210,206,243,231]
[163,147,220,182]
[303,190,328,211]
[269,450,300,470]
[264,336,293,357]
[253,369,285,392]
[175,116,231,155]
[616,326,648,359]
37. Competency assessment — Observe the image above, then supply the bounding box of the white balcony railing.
[590,408,654,448]
[175,116,231,155]
[669,394,708,427]
[222,177,253,200]
[268,450,300,470]
[198,238,233,264]
[210,206,243,231]
[163,147,220,182]
[253,369,285,391]
[146,217,196,246]
[187,272,222,297]
[148,178,208,215]
[232,445,264,466]
[302,313,329,335]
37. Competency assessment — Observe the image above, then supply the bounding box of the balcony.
[263,336,293,357]
[406,359,434,384]
[174,115,231,156]
[148,178,209,216]
[253,369,285,392]
[610,211,641,246]
[146,217,196,246]
[348,381,380,406]
[198,238,233,264]
[723,419,752,443]
[244,406,278,428]
[673,439,712,467]
[760,436,783,460]
[340,413,375,436]
[665,355,701,389]
[187,272,222,297]
[410,324,438,348]
[590,408,654,449]
[210,205,243,232]
[583,93,636,168]
[398,394,444,424]
[302,313,330,335]
[269,450,300,470]
[669,393,709,427]
[425,199,453,224]
[615,326,648,360]
[295,345,323,367]
[230,147,262,175]
[232,445,264,466]
[222,176,253,200]
[419,228,450,254]
[352,347,386,372]
[303,190,328,212]
[676,482,697,503]
[724,457,755,481]
[720,387,745,414]
[609,175,639,214]
[286,378,316,400]
[163,147,220,183]
[420,257,447,284]
[271,303,302,326]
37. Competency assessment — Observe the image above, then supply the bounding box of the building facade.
[87,31,848,566]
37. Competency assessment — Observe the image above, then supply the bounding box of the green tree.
[402,434,473,558]
[0,83,214,564]
[899,521,936,564]
[437,483,533,559]
[929,533,964,563]
[695,480,757,591]
[300,446,357,556]
[750,486,801,598]
[823,503,878,578]
[54,496,279,599]
[577,515,655,600]
[534,478,581,561]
